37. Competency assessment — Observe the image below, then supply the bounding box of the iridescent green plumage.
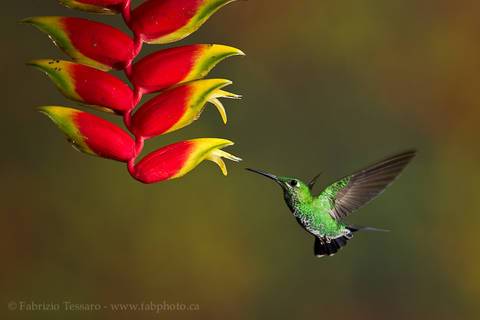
[247,150,416,257]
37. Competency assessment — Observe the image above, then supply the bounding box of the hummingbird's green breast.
[295,178,351,238]
[300,199,341,237]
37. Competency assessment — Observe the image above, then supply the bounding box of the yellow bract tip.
[207,149,242,176]
[209,97,227,124]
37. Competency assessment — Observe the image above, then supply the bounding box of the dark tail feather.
[314,235,350,257]
[334,237,347,248]
[314,225,388,258]
[325,242,338,255]
[345,223,389,233]
[314,237,327,257]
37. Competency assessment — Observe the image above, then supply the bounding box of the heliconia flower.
[25,0,244,183]
[38,106,135,162]
[129,0,235,44]
[129,44,244,94]
[57,0,125,14]
[21,16,134,71]
[132,138,241,183]
[130,79,240,139]
[28,59,134,114]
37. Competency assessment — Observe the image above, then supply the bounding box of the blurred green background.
[2,0,479,319]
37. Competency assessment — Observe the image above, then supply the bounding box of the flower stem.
[134,136,145,157]
[126,136,144,180]
[122,0,132,26]
[127,157,136,178]
[123,109,132,131]
[125,36,143,78]
[122,2,146,179]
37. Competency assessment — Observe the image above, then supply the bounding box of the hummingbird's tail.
[345,224,390,233]
[314,236,351,257]
[314,225,388,257]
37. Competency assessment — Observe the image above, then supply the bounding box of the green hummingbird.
[247,151,416,257]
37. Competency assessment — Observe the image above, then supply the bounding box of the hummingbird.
[247,150,416,257]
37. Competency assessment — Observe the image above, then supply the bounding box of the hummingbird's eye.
[289,180,298,187]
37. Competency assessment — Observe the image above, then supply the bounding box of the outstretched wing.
[320,150,416,221]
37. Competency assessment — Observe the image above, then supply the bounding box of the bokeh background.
[2,0,479,319]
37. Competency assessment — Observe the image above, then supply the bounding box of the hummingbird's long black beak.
[246,168,279,182]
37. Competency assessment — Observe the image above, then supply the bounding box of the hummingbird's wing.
[320,150,416,221]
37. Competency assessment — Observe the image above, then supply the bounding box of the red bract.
[129,44,244,94]
[29,59,134,114]
[22,16,134,70]
[129,0,236,44]
[25,0,243,183]
[38,106,135,162]
[132,138,241,183]
[130,79,239,139]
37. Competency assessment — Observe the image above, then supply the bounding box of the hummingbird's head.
[246,168,312,213]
